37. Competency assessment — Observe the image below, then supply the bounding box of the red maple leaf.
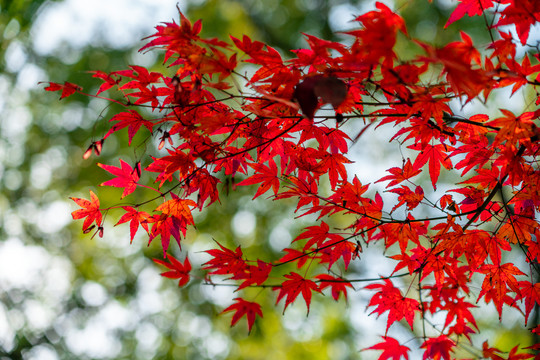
[483,341,534,360]
[276,248,311,268]
[145,213,184,255]
[315,274,354,301]
[478,262,525,319]
[188,169,220,210]
[443,297,478,339]
[104,110,154,145]
[221,298,263,333]
[445,0,494,28]
[505,346,535,360]
[373,217,426,253]
[388,185,424,212]
[487,109,537,148]
[156,148,196,181]
[318,240,357,270]
[153,253,191,287]
[155,196,197,226]
[42,81,82,99]
[98,160,141,198]
[236,159,280,199]
[366,336,411,360]
[203,242,246,275]
[377,159,421,187]
[498,215,539,244]
[483,341,507,360]
[517,281,540,325]
[70,190,102,232]
[410,143,453,189]
[365,279,419,333]
[57,5,540,351]
[115,206,150,243]
[294,221,343,251]
[274,272,321,314]
[89,70,120,94]
[421,335,455,360]
[119,65,163,89]
[232,260,272,290]
[496,0,540,45]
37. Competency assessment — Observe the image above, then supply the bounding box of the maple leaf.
[232,260,272,290]
[98,160,141,198]
[42,81,82,99]
[365,279,419,333]
[517,281,540,325]
[203,241,246,275]
[145,214,185,255]
[237,159,281,199]
[488,109,536,148]
[443,297,478,339]
[498,215,538,244]
[156,196,197,226]
[157,148,197,181]
[115,206,150,243]
[89,70,120,94]
[421,335,454,360]
[388,185,424,212]
[294,221,343,251]
[373,217,426,253]
[478,262,525,319]
[366,336,410,360]
[321,152,351,189]
[410,143,453,189]
[274,272,321,314]
[188,169,221,210]
[119,65,162,89]
[153,253,191,287]
[221,298,263,334]
[445,0,494,28]
[483,342,534,360]
[277,248,311,268]
[377,159,421,187]
[418,34,491,100]
[315,274,354,301]
[318,240,357,270]
[483,341,507,360]
[104,110,154,145]
[496,0,540,45]
[70,190,102,232]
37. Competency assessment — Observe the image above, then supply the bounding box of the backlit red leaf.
[98,160,141,198]
[221,298,263,333]
[153,254,191,287]
[274,272,321,314]
[366,336,410,360]
[70,190,102,232]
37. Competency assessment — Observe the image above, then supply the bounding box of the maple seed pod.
[134,162,141,178]
[83,225,96,234]
[94,139,103,156]
[158,131,171,150]
[83,145,93,160]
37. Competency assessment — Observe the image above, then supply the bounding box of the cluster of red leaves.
[54,1,540,358]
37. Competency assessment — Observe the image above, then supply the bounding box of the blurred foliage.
[0,0,531,359]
